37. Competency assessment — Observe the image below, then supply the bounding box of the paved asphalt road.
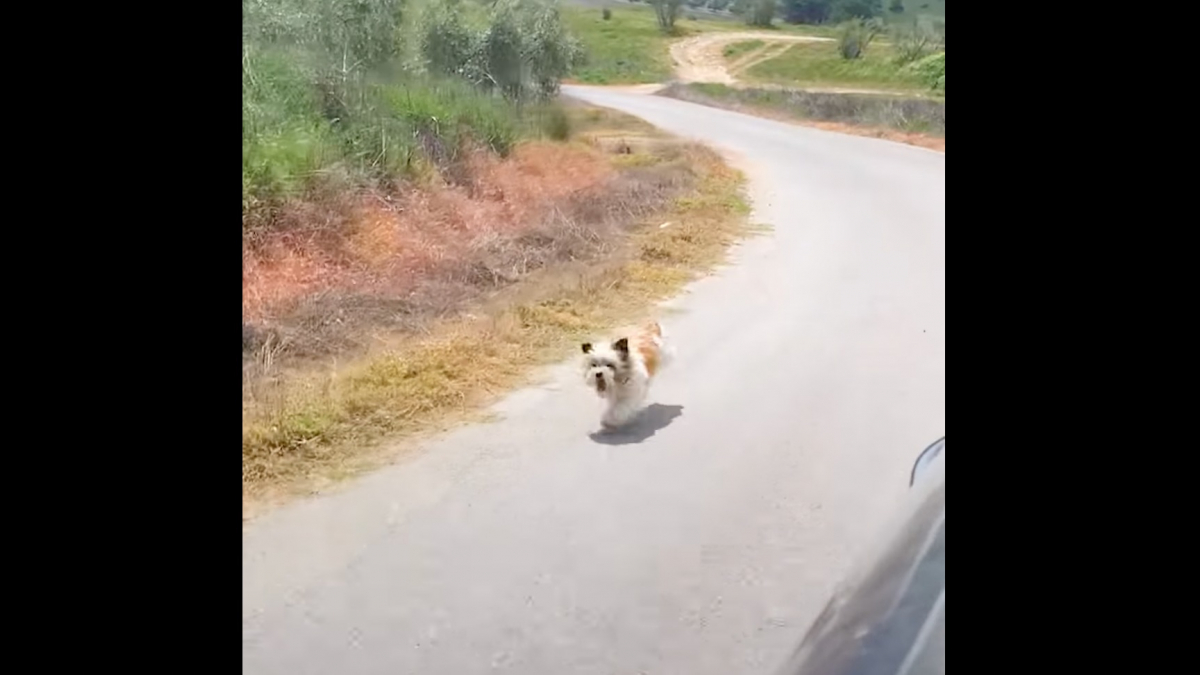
[242,86,946,675]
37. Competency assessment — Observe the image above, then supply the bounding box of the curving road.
[242,86,946,675]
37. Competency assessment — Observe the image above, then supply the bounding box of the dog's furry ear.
[581,343,593,354]
[612,337,629,355]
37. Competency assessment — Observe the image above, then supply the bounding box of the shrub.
[417,0,583,102]
[892,21,938,65]
[538,104,573,141]
[837,17,883,59]
[242,45,336,204]
[381,79,520,157]
[419,4,477,80]
[906,51,944,92]
[242,0,411,205]
[602,8,612,19]
[743,0,778,27]
[650,0,685,33]
[242,0,578,219]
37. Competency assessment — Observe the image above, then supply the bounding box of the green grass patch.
[743,40,933,93]
[563,6,679,84]
[242,57,526,212]
[907,51,944,92]
[723,39,766,59]
[242,47,338,207]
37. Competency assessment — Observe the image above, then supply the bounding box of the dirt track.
[669,32,833,85]
[668,31,916,96]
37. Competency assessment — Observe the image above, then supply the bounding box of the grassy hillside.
[742,40,940,95]
[564,6,679,83]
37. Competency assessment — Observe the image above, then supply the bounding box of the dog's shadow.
[588,403,685,446]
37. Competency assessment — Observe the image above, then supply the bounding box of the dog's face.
[581,339,630,395]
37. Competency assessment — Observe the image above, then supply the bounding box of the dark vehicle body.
[775,438,945,675]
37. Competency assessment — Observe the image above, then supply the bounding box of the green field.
[742,40,936,95]
[564,7,678,83]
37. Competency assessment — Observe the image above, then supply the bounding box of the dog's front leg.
[601,385,646,429]
[601,395,633,428]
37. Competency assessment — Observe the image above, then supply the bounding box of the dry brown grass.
[242,103,755,518]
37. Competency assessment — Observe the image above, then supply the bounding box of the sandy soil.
[668,32,832,85]
[668,31,921,97]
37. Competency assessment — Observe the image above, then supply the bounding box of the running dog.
[581,320,672,429]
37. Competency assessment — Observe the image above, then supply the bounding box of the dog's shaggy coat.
[581,320,672,429]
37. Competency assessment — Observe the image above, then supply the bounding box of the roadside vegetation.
[564,5,681,83]
[243,0,583,218]
[243,0,756,515]
[658,82,944,149]
[737,7,944,94]
[742,38,936,93]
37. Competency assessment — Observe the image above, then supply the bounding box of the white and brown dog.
[581,320,672,429]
